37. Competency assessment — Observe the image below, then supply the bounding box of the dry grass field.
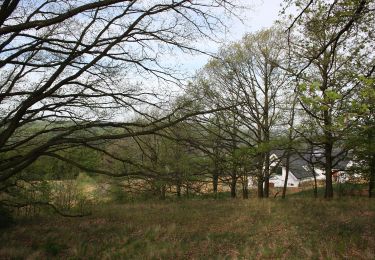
[1,197,375,259]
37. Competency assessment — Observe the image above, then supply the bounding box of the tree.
[0,0,241,210]
[286,0,374,198]
[199,27,290,198]
[346,76,375,197]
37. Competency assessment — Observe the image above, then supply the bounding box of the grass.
[1,197,375,259]
[291,183,368,198]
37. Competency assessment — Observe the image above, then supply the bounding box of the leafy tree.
[198,27,291,198]
[346,76,375,197]
[286,0,374,198]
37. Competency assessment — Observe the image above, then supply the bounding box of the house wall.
[269,167,300,187]
[247,167,301,188]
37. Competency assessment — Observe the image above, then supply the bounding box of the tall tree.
[200,27,290,198]
[286,0,374,198]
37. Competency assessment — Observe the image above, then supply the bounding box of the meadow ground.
[1,197,375,259]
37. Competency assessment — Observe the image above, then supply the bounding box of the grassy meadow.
[1,197,375,259]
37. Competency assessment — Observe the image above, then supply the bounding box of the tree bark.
[264,152,270,198]
[263,60,271,198]
[313,169,318,198]
[213,167,219,196]
[176,181,181,198]
[324,139,334,198]
[282,153,290,198]
[160,185,166,200]
[257,173,264,198]
[230,174,237,198]
[322,74,334,199]
[282,94,297,198]
[242,175,249,199]
[369,158,375,198]
[185,183,189,198]
[369,129,375,198]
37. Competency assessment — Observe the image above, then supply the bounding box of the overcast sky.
[147,0,287,100]
[180,0,285,74]
[230,0,284,39]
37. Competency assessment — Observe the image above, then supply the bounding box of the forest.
[0,0,374,259]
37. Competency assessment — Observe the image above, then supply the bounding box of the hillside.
[1,198,374,259]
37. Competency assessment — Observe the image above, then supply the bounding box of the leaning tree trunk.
[282,152,290,199]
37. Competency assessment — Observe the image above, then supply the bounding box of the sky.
[180,0,285,75]
[230,0,284,40]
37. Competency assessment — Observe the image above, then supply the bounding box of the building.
[248,149,351,188]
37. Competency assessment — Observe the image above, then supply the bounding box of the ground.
[1,197,375,259]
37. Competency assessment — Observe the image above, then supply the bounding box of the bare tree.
[0,0,241,208]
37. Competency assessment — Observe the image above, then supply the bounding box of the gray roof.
[271,148,351,180]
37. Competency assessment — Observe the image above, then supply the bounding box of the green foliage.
[18,147,100,181]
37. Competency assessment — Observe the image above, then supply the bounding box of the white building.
[248,150,351,188]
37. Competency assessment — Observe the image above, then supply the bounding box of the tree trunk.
[282,94,297,199]
[321,71,334,199]
[282,153,290,198]
[367,124,375,198]
[160,185,166,200]
[263,61,270,198]
[176,181,181,198]
[370,162,374,198]
[369,151,375,198]
[213,169,219,196]
[257,174,264,198]
[324,140,334,198]
[242,175,249,199]
[313,171,318,198]
[230,174,237,198]
[264,152,270,198]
